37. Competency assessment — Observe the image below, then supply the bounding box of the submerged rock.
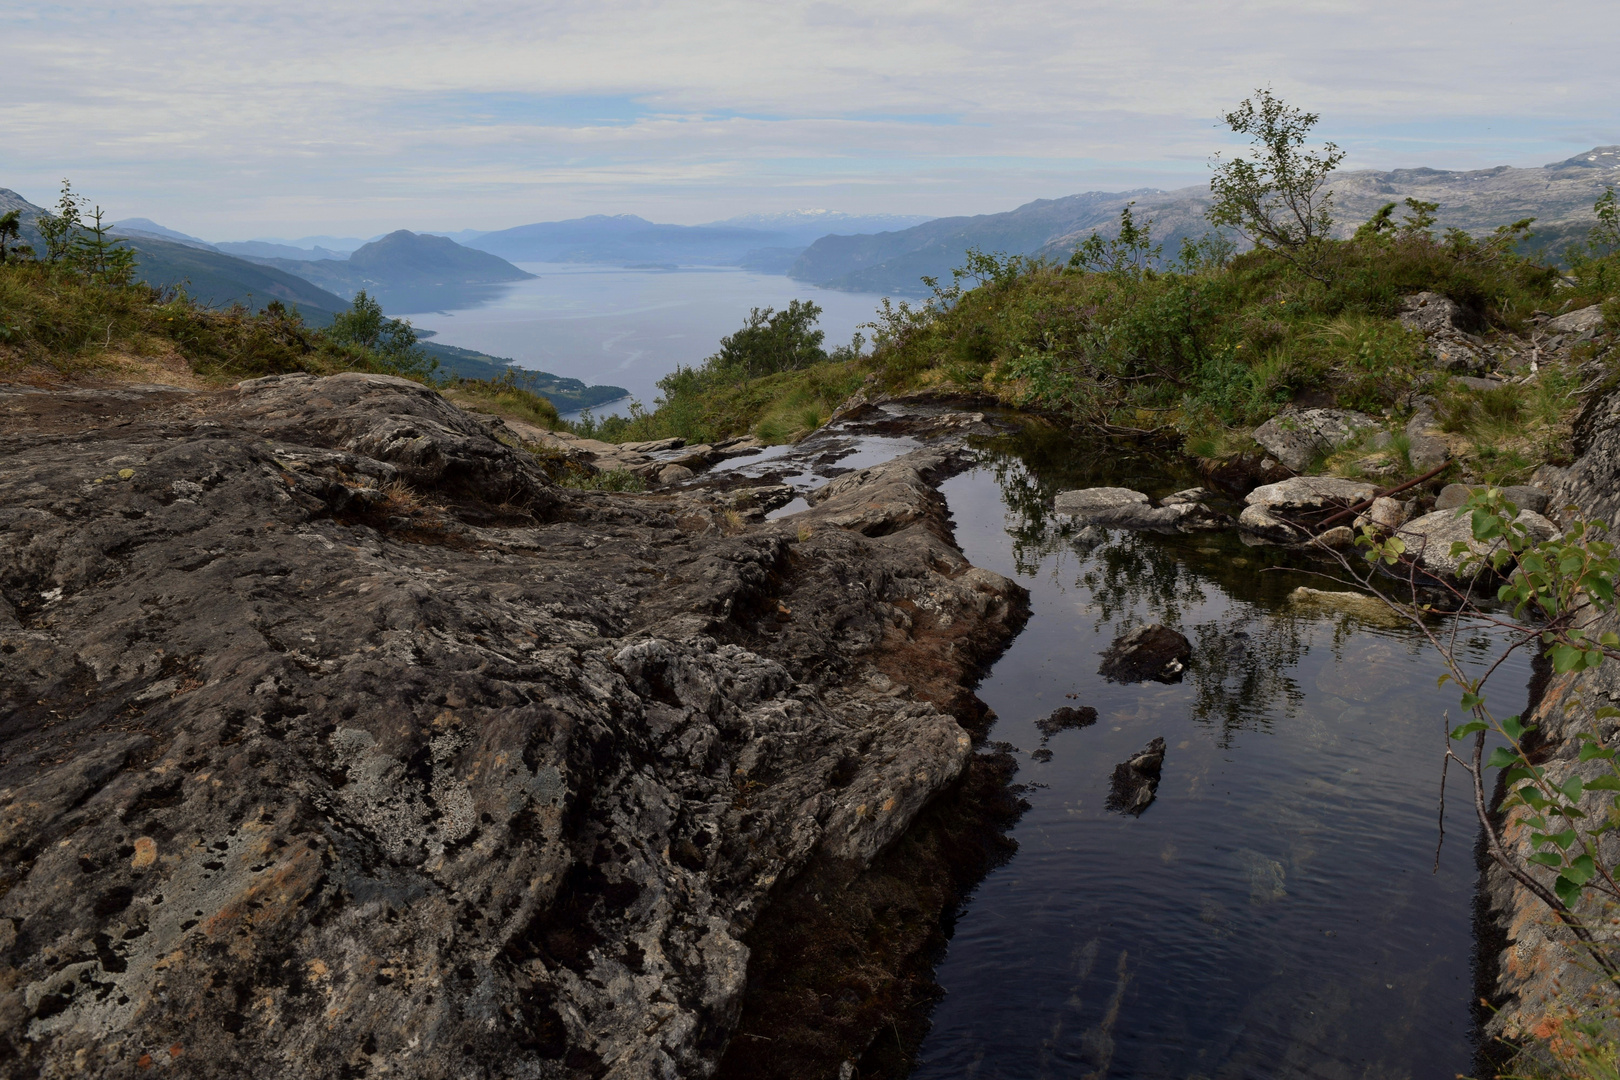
[1251,409,1380,473]
[1034,705,1099,738]
[1099,624,1192,683]
[1107,737,1167,816]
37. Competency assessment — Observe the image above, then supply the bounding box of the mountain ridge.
[789,147,1620,295]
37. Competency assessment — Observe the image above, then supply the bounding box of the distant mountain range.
[786,146,1620,295]
[463,211,934,269]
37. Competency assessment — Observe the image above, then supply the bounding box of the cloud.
[4,0,1617,235]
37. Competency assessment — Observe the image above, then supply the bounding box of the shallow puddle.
[909,426,1522,1080]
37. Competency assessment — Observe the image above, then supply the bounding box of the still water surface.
[910,428,1518,1079]
[395,264,889,413]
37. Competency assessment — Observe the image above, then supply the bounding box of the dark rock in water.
[1035,705,1099,738]
[1030,748,1054,763]
[1108,737,1167,816]
[1099,624,1192,683]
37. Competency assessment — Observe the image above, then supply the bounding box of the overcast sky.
[6,0,1618,240]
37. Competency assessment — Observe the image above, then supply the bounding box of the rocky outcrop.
[1250,408,1380,473]
[1482,379,1620,1048]
[1098,625,1191,684]
[0,375,1027,1078]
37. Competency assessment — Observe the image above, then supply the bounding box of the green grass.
[0,261,434,383]
[442,371,562,429]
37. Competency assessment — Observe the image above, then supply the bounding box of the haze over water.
[397,263,892,413]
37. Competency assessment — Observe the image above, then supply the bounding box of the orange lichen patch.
[168,1043,184,1059]
[136,1053,154,1070]
[131,837,157,869]
[200,846,323,957]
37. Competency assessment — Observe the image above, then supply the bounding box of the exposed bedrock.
[1483,381,1620,1050]
[0,375,1028,1078]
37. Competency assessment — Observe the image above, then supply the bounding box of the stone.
[1354,496,1410,532]
[1099,624,1192,684]
[1160,487,1217,506]
[1406,433,1451,471]
[1239,476,1376,544]
[1455,375,1508,392]
[1034,705,1099,738]
[1434,483,1550,515]
[1251,409,1381,473]
[1397,291,1466,334]
[1244,476,1377,513]
[656,463,696,485]
[1053,486,1149,519]
[1545,304,1606,335]
[1107,737,1166,816]
[1353,454,1401,478]
[1313,525,1356,549]
[1053,486,1227,533]
[1238,503,1304,543]
[1402,507,1562,580]
[1288,586,1407,628]
[620,436,685,453]
[0,376,1030,1078]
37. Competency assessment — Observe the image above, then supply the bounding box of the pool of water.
[906,426,1520,1080]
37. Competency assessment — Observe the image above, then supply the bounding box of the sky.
[6,0,1619,240]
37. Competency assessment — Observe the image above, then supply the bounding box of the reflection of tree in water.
[973,429,1433,746]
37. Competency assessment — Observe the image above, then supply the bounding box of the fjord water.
[913,429,1519,1079]
[395,263,889,412]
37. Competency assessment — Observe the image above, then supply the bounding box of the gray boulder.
[1239,476,1378,543]
[1402,507,1562,580]
[1434,483,1550,515]
[1398,292,1466,334]
[1053,486,1226,533]
[1546,304,1606,335]
[1251,409,1381,472]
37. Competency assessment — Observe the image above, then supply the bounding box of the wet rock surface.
[0,375,1028,1078]
[1106,737,1166,817]
[1034,706,1099,739]
[1098,625,1192,684]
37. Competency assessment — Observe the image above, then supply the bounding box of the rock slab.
[1251,409,1380,473]
[0,376,1027,1078]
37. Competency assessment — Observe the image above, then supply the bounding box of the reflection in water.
[912,427,1519,1080]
